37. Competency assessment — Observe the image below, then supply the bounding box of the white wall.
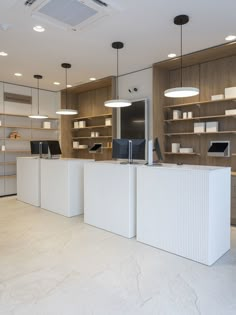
[118,67,153,138]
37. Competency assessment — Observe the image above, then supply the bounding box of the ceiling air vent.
[24,0,38,6]
[30,0,117,31]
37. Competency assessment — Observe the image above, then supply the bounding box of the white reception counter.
[136,164,231,265]
[17,157,41,207]
[84,161,137,238]
[17,157,93,217]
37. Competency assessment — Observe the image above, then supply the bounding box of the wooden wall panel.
[200,56,236,101]
[169,64,200,105]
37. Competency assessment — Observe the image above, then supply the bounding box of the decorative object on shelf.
[78,144,88,149]
[73,141,79,149]
[43,121,51,129]
[104,42,131,108]
[105,117,112,126]
[188,111,193,118]
[1,145,5,151]
[78,120,86,128]
[164,15,199,98]
[95,132,99,137]
[179,148,193,153]
[56,63,78,115]
[211,94,224,101]
[194,122,205,133]
[225,109,236,115]
[183,112,188,119]
[29,75,48,119]
[9,131,21,139]
[91,131,95,137]
[206,121,219,133]
[225,87,236,99]
[74,121,79,128]
[173,110,181,120]
[172,143,180,153]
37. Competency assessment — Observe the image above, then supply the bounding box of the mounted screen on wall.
[118,98,148,159]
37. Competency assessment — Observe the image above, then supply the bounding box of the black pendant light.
[29,74,48,119]
[56,63,78,115]
[164,15,199,98]
[104,41,131,107]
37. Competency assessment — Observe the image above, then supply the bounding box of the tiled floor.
[0,196,236,315]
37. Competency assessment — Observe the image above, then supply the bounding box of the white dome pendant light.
[56,63,78,115]
[105,42,131,108]
[29,75,48,119]
[164,15,199,98]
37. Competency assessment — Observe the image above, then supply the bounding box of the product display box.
[206,121,218,133]
[194,122,205,133]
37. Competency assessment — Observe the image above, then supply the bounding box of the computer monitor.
[112,138,146,163]
[153,137,163,162]
[47,141,62,157]
[30,141,48,156]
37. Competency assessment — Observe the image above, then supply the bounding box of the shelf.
[164,152,200,155]
[72,113,112,121]
[0,162,16,165]
[72,136,112,139]
[1,150,31,153]
[72,125,112,130]
[0,175,16,179]
[164,114,236,122]
[0,112,58,120]
[164,97,236,109]
[165,131,236,136]
[2,125,58,130]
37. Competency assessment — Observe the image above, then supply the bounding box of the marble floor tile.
[0,196,236,315]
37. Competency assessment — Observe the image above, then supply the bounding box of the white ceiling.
[0,0,235,91]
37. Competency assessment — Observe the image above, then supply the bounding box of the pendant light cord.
[116,47,119,99]
[180,23,183,88]
[37,78,39,115]
[65,68,68,110]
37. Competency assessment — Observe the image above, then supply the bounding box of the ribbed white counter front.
[136,164,231,265]
[17,157,41,207]
[84,161,137,238]
[40,159,93,217]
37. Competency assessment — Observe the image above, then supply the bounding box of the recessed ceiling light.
[225,35,236,41]
[33,25,45,32]
[0,51,8,56]
[67,84,72,88]
[168,53,177,58]
[14,73,22,77]
[90,77,96,81]
[53,82,60,85]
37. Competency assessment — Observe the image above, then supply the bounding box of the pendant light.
[56,63,78,115]
[164,15,199,98]
[29,75,48,119]
[104,42,131,107]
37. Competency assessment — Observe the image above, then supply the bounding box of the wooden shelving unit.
[60,76,115,160]
[153,42,236,170]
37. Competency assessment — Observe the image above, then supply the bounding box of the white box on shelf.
[91,131,95,137]
[225,109,236,115]
[105,118,112,126]
[171,143,180,153]
[78,145,88,149]
[225,87,236,99]
[43,122,51,129]
[194,122,205,133]
[183,112,188,119]
[78,121,86,128]
[188,111,193,118]
[211,94,224,101]
[179,148,193,153]
[173,110,181,120]
[206,121,219,132]
[73,141,79,149]
[74,121,79,128]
